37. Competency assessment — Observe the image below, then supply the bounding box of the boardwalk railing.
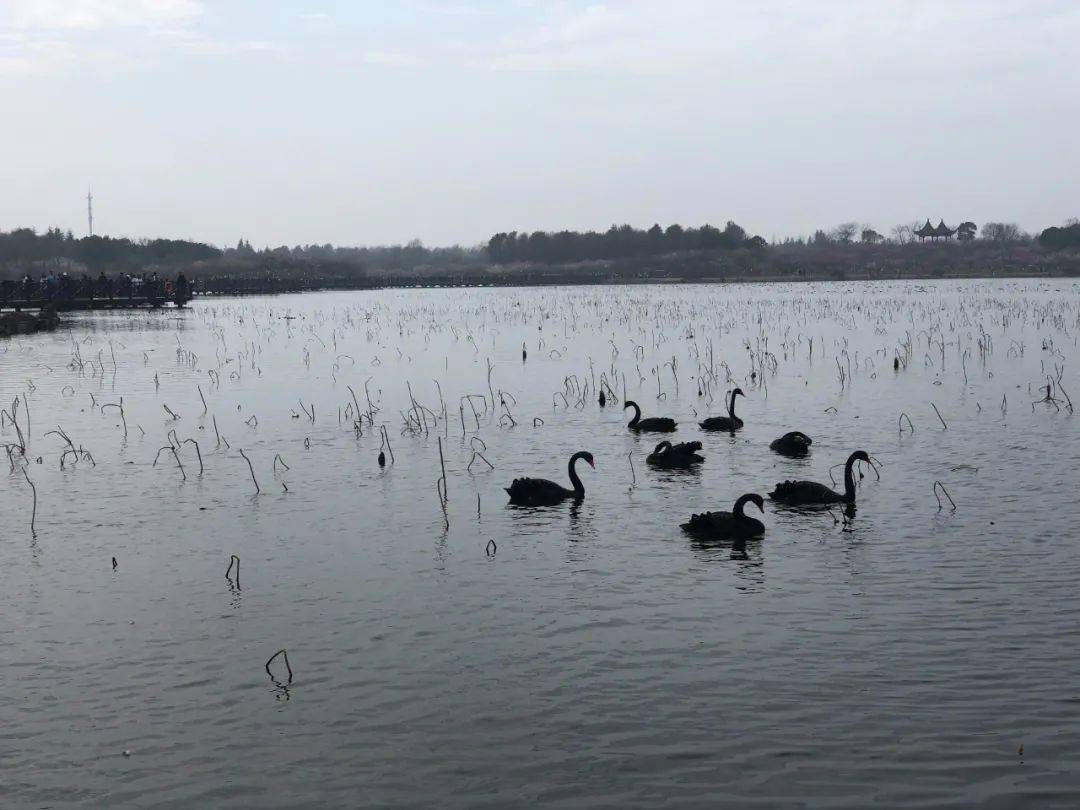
[1,277,192,311]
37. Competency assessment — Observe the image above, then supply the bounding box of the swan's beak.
[588,459,596,468]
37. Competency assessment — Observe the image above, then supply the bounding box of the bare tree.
[982,222,1026,242]
[830,222,858,244]
[891,223,915,245]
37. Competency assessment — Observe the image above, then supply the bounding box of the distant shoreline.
[190,267,1078,298]
[6,236,1080,300]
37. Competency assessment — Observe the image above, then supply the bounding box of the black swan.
[682,494,765,540]
[506,451,595,506]
[699,388,745,431]
[770,431,812,457]
[647,440,704,468]
[769,450,870,506]
[624,400,676,433]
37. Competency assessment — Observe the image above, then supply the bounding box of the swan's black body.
[625,400,676,433]
[769,450,869,506]
[647,440,704,468]
[506,451,595,506]
[699,389,745,431]
[770,431,812,457]
[682,494,765,540]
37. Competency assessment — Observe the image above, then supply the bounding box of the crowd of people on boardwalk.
[1,270,192,306]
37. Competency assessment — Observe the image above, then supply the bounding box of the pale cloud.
[486,0,1080,80]
[0,33,76,75]
[420,3,479,15]
[0,0,278,74]
[150,28,278,57]
[6,0,202,30]
[364,50,422,67]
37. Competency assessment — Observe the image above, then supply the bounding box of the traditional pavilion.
[915,219,957,241]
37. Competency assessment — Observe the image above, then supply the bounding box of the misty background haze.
[1,0,1077,248]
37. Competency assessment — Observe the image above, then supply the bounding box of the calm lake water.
[2,279,1079,808]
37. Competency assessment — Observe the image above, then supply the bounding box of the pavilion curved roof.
[933,219,956,237]
[915,219,936,237]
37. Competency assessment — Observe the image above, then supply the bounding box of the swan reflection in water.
[689,536,766,589]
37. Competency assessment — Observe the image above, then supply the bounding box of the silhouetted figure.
[624,401,676,432]
[647,440,704,468]
[700,388,745,431]
[770,431,812,458]
[683,494,766,541]
[770,451,870,506]
[505,451,595,505]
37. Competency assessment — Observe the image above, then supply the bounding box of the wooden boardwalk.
[1,285,192,312]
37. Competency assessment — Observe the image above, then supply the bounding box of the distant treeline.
[0,227,220,272]
[2,218,1079,287]
[1039,223,1080,251]
[225,238,478,272]
[487,222,764,264]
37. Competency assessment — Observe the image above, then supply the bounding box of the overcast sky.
[1,0,1077,247]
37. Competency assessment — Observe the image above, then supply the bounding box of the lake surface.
[2,279,1079,808]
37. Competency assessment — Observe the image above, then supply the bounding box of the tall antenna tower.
[87,186,94,237]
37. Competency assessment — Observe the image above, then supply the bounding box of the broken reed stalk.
[154,445,186,480]
[212,415,229,449]
[627,450,636,486]
[436,436,449,529]
[273,453,290,472]
[1059,381,1074,413]
[437,436,448,502]
[467,450,494,472]
[22,467,37,533]
[265,649,293,683]
[933,481,957,511]
[930,402,948,429]
[298,398,315,423]
[226,554,240,584]
[101,398,127,439]
[346,384,362,425]
[898,412,915,433]
[380,425,394,463]
[183,438,204,475]
[198,385,208,415]
[485,539,497,556]
[238,448,260,494]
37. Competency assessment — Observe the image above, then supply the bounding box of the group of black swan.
[505,392,874,544]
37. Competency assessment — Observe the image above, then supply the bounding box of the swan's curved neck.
[568,453,586,496]
[626,401,641,427]
[728,392,737,419]
[844,458,858,501]
[733,494,754,518]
